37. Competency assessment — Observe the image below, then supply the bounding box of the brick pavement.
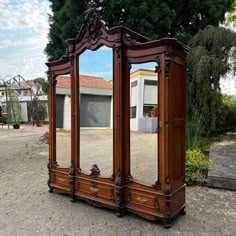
[0,130,235,236]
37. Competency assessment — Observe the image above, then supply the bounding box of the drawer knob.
[136,196,148,204]
[90,187,99,195]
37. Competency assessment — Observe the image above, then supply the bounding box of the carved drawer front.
[127,191,160,211]
[79,181,115,201]
[54,174,70,187]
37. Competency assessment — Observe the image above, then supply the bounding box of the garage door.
[56,95,65,128]
[80,94,111,127]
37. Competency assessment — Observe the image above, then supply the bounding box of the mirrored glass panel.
[79,46,113,176]
[130,62,158,185]
[55,74,71,167]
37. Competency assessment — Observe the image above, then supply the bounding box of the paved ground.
[208,141,236,190]
[0,127,236,235]
[56,129,157,184]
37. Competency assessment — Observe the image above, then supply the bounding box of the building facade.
[56,70,158,132]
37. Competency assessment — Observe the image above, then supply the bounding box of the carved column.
[48,71,57,192]
[113,44,129,216]
[69,54,76,200]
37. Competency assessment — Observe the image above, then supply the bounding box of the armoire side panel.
[168,60,186,186]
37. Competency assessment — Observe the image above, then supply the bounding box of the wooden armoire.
[46,9,188,228]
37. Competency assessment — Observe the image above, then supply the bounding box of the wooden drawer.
[76,179,114,202]
[127,190,161,211]
[53,173,70,187]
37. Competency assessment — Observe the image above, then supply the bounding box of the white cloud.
[0,60,18,77]
[0,0,51,35]
[0,0,50,80]
[0,40,11,48]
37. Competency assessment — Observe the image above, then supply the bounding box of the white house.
[56,69,158,132]
[130,69,158,132]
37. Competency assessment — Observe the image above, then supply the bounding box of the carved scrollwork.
[155,56,161,74]
[53,161,58,168]
[115,47,121,59]
[153,180,161,190]
[69,162,75,197]
[154,197,160,211]
[123,33,142,46]
[84,4,102,41]
[69,162,75,176]
[165,54,171,80]
[115,171,122,185]
[127,192,131,202]
[90,164,100,177]
[127,174,133,183]
[165,176,171,194]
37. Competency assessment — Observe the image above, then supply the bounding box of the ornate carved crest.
[90,164,100,177]
[84,3,102,41]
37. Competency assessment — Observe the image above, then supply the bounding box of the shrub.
[222,95,236,132]
[185,149,211,185]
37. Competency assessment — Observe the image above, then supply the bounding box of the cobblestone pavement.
[0,130,236,236]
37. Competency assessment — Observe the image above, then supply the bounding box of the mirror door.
[55,74,72,168]
[129,62,159,185]
[78,46,113,177]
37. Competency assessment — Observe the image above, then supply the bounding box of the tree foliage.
[45,0,88,61]
[45,0,233,60]
[225,0,236,26]
[187,26,236,135]
[33,77,49,94]
[45,0,236,138]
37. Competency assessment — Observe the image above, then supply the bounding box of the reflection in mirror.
[79,46,113,177]
[130,62,158,185]
[55,74,71,167]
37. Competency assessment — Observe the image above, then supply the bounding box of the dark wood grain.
[46,14,187,228]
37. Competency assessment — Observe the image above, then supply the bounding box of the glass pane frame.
[77,45,114,177]
[129,61,159,186]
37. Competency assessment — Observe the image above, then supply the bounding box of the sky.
[0,0,157,82]
[80,47,156,81]
[0,0,51,81]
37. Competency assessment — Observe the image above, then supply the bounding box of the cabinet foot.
[115,208,124,217]
[163,219,171,228]
[48,187,54,193]
[180,207,186,215]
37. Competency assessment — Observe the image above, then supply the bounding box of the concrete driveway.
[56,129,157,184]
[0,128,235,235]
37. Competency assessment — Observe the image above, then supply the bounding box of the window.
[130,106,136,118]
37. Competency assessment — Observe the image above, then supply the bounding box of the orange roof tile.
[56,75,112,90]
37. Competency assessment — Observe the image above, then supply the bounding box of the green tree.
[225,0,236,26]
[33,77,49,94]
[45,0,88,61]
[187,26,236,136]
[45,0,233,60]
[8,91,22,124]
